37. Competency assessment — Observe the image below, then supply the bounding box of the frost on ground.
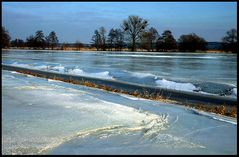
[2,70,237,155]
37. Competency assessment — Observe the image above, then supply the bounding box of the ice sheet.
[5,58,237,98]
[2,70,237,155]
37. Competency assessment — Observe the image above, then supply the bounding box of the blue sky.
[2,2,237,43]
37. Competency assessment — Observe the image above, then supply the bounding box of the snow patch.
[212,117,237,125]
[35,65,49,70]
[52,65,65,73]
[68,68,84,75]
[156,79,199,92]
[231,88,237,97]
[11,62,31,68]
[120,94,148,101]
[68,68,114,80]
[124,70,157,78]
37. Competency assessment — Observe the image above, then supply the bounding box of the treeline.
[2,28,59,50]
[2,15,237,53]
[91,15,237,52]
[2,27,86,51]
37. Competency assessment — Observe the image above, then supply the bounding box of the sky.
[2,2,237,44]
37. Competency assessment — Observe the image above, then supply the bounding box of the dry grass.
[13,69,237,118]
[4,47,230,53]
[185,103,237,118]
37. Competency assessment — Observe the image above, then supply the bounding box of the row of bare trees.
[91,15,207,52]
[91,27,124,51]
[2,15,237,52]
[26,30,59,49]
[1,28,59,50]
[91,15,237,52]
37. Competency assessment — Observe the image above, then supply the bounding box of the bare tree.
[115,28,124,51]
[2,27,11,48]
[10,38,25,47]
[161,30,177,51]
[140,31,152,51]
[46,31,59,50]
[91,27,107,51]
[178,33,207,52]
[140,27,159,52]
[149,27,159,51]
[26,35,35,49]
[122,15,148,51]
[99,26,106,51]
[75,40,83,51]
[34,30,45,49]
[91,30,101,51]
[107,28,116,51]
[107,28,124,51]
[222,28,237,53]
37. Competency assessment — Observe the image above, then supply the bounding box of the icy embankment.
[2,70,168,154]
[10,62,114,80]
[2,70,237,155]
[8,62,237,98]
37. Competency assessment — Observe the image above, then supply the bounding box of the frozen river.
[2,69,237,155]
[2,50,237,98]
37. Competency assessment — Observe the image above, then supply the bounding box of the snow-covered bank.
[2,70,237,155]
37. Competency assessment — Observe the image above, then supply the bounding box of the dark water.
[2,50,237,97]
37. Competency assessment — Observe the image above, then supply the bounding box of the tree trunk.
[132,37,135,52]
